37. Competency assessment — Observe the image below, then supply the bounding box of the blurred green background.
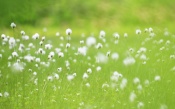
[0,0,174,32]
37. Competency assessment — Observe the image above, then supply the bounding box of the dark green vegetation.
[0,0,175,31]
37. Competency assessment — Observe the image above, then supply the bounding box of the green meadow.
[0,0,175,109]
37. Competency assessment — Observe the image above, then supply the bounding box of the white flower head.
[137,102,144,109]
[66,43,71,48]
[1,34,6,39]
[86,36,96,46]
[83,72,89,79]
[47,76,53,81]
[148,27,153,33]
[56,32,60,36]
[0,93,2,97]
[78,46,87,56]
[9,37,16,48]
[129,91,136,102]
[99,30,105,38]
[80,40,84,44]
[123,56,136,66]
[10,22,16,28]
[57,67,62,72]
[111,52,119,60]
[58,52,64,58]
[32,33,39,40]
[87,68,92,74]
[106,51,111,57]
[144,28,148,33]
[20,30,25,35]
[133,77,140,84]
[54,73,59,79]
[66,28,72,35]
[67,74,75,81]
[85,82,90,87]
[96,43,103,49]
[4,92,9,97]
[12,52,18,57]
[124,33,128,38]
[96,66,101,72]
[113,32,120,39]
[42,36,45,41]
[154,75,161,81]
[136,29,141,35]
[45,44,52,50]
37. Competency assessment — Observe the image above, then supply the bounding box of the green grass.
[0,26,175,109]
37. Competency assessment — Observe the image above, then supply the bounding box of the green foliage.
[0,0,175,28]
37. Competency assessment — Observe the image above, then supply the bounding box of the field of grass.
[0,24,175,109]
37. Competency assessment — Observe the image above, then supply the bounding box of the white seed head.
[66,28,72,35]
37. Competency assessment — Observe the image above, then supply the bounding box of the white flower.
[42,36,45,41]
[96,53,108,63]
[111,52,119,60]
[58,52,64,58]
[106,51,111,57]
[123,56,136,66]
[4,92,9,97]
[154,75,161,81]
[32,33,39,40]
[9,37,16,48]
[120,78,127,90]
[1,34,6,39]
[85,83,90,87]
[80,40,84,44]
[124,33,128,37]
[144,28,148,32]
[49,51,55,57]
[12,52,18,57]
[35,58,40,63]
[66,43,71,48]
[96,66,101,72]
[33,72,37,76]
[54,73,59,79]
[136,29,141,35]
[111,71,123,82]
[99,30,105,38]
[86,36,96,46]
[148,27,153,33]
[133,77,140,84]
[38,48,45,54]
[129,91,136,102]
[113,33,120,39]
[57,67,62,72]
[45,44,52,50]
[83,73,89,79]
[10,22,16,28]
[66,28,72,35]
[137,102,144,109]
[22,35,29,40]
[40,41,43,46]
[96,43,103,49]
[67,74,75,81]
[20,30,25,35]
[12,62,24,72]
[47,76,53,81]
[87,68,92,74]
[140,54,147,60]
[24,55,35,62]
[0,93,2,97]
[78,46,87,56]
[56,32,60,36]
